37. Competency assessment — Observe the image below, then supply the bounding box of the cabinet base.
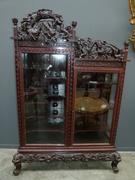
[12,151,121,175]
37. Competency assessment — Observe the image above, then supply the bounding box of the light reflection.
[52,54,66,61]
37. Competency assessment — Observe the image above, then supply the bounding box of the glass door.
[22,53,67,144]
[74,71,118,144]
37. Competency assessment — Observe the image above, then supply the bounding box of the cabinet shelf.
[24,67,47,70]
[25,93,65,99]
[46,77,66,82]
[75,128,106,133]
[75,126,107,133]
[47,95,65,99]
[88,81,117,85]
[24,67,66,71]
[27,129,64,133]
[25,102,47,105]
[26,115,65,119]
[26,116,64,128]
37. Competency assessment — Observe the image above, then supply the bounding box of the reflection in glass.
[74,72,118,143]
[22,53,67,144]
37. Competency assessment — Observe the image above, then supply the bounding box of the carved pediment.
[12,9,77,43]
[75,38,127,61]
[12,9,128,62]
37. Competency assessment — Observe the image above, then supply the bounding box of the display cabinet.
[12,9,128,175]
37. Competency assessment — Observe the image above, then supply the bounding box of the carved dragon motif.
[12,9,77,43]
[12,9,128,60]
[12,152,121,175]
[12,152,121,163]
[75,38,125,60]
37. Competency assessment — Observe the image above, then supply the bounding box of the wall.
[0,0,135,150]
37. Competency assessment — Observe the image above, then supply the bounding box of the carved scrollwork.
[12,9,128,61]
[75,38,125,61]
[13,9,77,43]
[12,152,121,163]
[12,152,121,175]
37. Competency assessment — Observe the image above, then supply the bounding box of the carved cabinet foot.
[13,162,22,176]
[111,160,119,173]
[12,153,22,176]
[111,152,121,173]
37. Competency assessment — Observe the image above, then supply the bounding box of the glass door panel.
[22,53,67,144]
[74,72,118,143]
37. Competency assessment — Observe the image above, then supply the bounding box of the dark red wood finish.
[12,9,128,175]
[17,46,74,148]
[72,65,126,147]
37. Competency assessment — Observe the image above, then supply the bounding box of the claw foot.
[111,160,119,173]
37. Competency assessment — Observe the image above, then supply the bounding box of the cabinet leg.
[12,153,23,176]
[13,162,22,176]
[111,160,119,173]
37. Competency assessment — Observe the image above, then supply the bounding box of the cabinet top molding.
[12,9,128,62]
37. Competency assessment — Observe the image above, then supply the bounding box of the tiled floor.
[0,149,135,180]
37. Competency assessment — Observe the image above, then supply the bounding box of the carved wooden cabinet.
[12,9,128,175]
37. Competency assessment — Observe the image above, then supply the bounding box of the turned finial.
[12,18,18,26]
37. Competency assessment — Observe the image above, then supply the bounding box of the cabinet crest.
[12,9,77,43]
[12,9,128,62]
[75,38,128,61]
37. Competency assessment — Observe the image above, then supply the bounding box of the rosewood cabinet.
[12,9,128,175]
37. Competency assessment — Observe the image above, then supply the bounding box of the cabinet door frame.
[71,65,126,148]
[16,46,74,148]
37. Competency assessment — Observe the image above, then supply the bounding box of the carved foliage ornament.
[12,9,128,61]
[12,152,121,163]
[75,38,126,61]
[12,9,77,43]
[12,152,121,175]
